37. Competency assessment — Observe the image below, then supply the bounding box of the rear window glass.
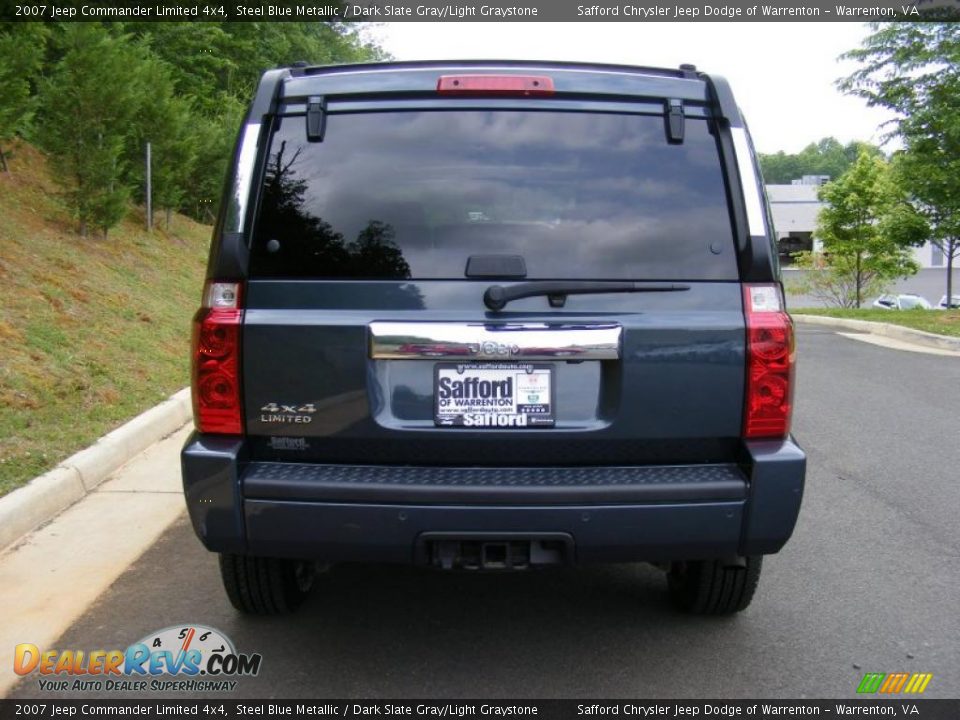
[250,110,738,280]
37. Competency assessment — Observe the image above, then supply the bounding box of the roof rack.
[296,58,695,81]
[253,59,743,130]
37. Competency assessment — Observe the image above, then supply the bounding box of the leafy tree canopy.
[0,20,385,233]
[758,137,881,185]
[839,21,960,306]
[38,24,145,236]
[839,22,960,132]
[790,150,922,308]
[0,24,46,170]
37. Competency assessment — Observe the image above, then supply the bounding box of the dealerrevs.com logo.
[14,624,262,693]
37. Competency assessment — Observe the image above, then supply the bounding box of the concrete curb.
[792,314,960,352]
[0,388,192,552]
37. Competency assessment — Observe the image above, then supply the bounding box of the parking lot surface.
[9,326,960,699]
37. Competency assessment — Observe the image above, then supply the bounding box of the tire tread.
[218,554,313,615]
[668,556,762,615]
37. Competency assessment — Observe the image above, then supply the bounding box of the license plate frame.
[434,363,555,428]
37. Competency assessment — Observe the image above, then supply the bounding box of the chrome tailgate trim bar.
[369,322,622,361]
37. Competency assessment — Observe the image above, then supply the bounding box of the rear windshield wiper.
[483,281,691,311]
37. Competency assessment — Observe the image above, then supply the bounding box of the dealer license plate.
[434,363,555,428]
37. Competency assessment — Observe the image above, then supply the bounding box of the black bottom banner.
[1,700,959,720]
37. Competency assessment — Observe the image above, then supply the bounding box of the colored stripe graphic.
[903,673,933,694]
[880,672,910,693]
[858,672,933,694]
[857,673,885,694]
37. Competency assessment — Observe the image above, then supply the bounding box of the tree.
[0,26,46,172]
[121,22,240,118]
[120,20,387,221]
[839,21,960,307]
[183,98,244,222]
[790,151,921,308]
[759,137,881,184]
[123,53,198,229]
[23,21,387,229]
[892,110,960,308]
[37,25,146,237]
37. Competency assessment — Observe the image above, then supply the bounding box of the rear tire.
[667,556,762,615]
[219,554,319,615]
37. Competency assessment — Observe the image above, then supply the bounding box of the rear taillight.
[192,281,243,435]
[743,284,795,440]
[437,75,555,96]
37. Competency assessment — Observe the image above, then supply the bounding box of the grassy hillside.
[0,140,210,496]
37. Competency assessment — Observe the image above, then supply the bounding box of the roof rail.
[265,60,743,129]
[296,58,694,81]
[701,73,743,128]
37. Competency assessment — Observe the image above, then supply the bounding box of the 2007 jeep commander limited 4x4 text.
[182,60,805,616]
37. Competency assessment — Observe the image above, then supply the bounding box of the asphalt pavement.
[9,326,960,699]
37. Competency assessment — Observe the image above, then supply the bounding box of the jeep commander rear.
[181,60,805,615]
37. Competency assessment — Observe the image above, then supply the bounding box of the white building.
[766,182,822,265]
[766,178,943,269]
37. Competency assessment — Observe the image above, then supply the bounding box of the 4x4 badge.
[260,403,316,424]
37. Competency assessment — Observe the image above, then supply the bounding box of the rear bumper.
[181,434,804,563]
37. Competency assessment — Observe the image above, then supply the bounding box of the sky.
[369,22,896,155]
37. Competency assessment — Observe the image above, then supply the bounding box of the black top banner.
[3,0,959,21]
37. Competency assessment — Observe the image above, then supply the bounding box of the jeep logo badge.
[469,341,521,356]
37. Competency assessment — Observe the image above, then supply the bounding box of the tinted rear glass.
[250,110,738,280]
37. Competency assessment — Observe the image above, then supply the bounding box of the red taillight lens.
[192,282,243,435]
[437,75,555,96]
[743,284,795,440]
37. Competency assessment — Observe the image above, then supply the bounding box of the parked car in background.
[936,295,960,310]
[872,294,933,310]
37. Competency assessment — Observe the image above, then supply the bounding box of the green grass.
[0,140,210,496]
[792,307,960,338]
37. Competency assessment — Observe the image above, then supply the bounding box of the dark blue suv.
[182,60,805,615]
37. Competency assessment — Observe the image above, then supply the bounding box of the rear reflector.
[437,75,555,96]
[743,284,795,440]
[192,281,243,435]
